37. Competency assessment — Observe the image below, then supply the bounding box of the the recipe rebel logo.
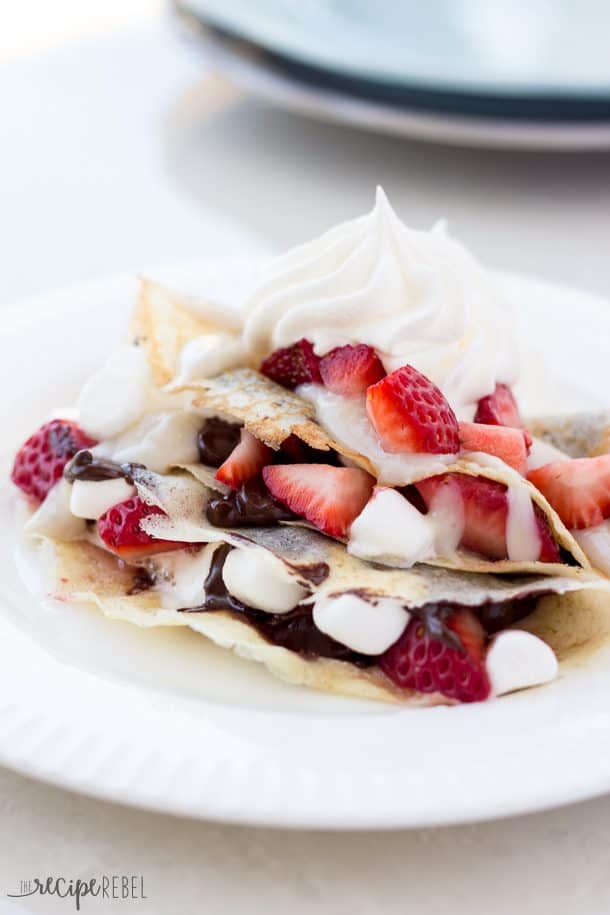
[7,875,147,909]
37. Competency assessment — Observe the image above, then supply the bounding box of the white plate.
[1,262,610,830]
[193,29,610,152]
[180,0,610,97]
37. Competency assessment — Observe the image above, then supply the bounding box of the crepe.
[168,369,587,575]
[529,412,610,460]
[18,279,610,707]
[40,498,598,705]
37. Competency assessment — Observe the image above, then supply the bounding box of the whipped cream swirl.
[243,188,518,419]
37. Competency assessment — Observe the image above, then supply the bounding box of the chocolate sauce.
[64,450,145,485]
[287,561,330,586]
[180,544,375,667]
[179,544,545,667]
[474,593,542,634]
[127,566,155,595]
[197,418,241,467]
[206,477,295,527]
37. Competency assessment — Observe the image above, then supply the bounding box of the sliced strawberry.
[319,343,385,396]
[447,475,508,559]
[534,504,562,563]
[11,419,97,503]
[528,455,610,530]
[379,608,490,703]
[260,339,322,390]
[366,365,459,455]
[459,422,528,475]
[97,496,187,559]
[262,464,374,539]
[215,429,272,490]
[416,473,560,563]
[474,383,523,428]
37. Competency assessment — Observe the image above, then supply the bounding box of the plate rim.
[195,29,610,152]
[2,264,610,830]
[177,0,610,99]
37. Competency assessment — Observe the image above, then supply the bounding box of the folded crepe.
[132,281,589,577]
[34,469,601,705]
[12,193,610,706]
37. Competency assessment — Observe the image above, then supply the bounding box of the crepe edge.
[45,538,444,706]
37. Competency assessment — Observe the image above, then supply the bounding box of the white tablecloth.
[2,23,610,915]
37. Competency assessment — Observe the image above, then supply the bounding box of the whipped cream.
[527,437,569,472]
[313,593,409,655]
[106,411,202,474]
[505,479,542,562]
[349,487,435,567]
[222,548,308,614]
[70,478,136,520]
[486,630,558,696]
[173,333,251,385]
[243,188,517,420]
[78,346,153,439]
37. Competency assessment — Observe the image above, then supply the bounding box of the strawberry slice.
[459,422,528,474]
[11,419,97,503]
[319,343,385,396]
[366,365,459,454]
[260,339,322,390]
[380,608,490,703]
[416,473,560,562]
[528,455,610,530]
[215,429,272,490]
[97,496,187,559]
[474,383,523,428]
[262,464,374,539]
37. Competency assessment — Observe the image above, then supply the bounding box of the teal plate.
[177,0,610,100]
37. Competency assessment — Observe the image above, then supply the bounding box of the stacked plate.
[175,0,610,150]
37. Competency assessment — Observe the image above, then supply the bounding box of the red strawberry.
[366,365,459,454]
[474,383,523,428]
[97,496,187,559]
[260,339,322,389]
[319,343,385,396]
[533,504,562,563]
[380,608,490,703]
[416,474,560,562]
[11,419,97,503]
[459,422,528,475]
[528,456,610,530]
[215,429,272,490]
[262,464,374,539]
[278,434,340,466]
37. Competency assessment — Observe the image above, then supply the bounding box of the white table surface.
[2,21,610,915]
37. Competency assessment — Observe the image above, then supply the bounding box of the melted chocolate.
[64,450,144,485]
[288,561,330,586]
[178,545,545,667]
[180,544,374,667]
[197,418,241,467]
[206,477,295,527]
[474,593,542,634]
[127,566,155,595]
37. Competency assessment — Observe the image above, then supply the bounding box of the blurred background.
[1,0,609,310]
